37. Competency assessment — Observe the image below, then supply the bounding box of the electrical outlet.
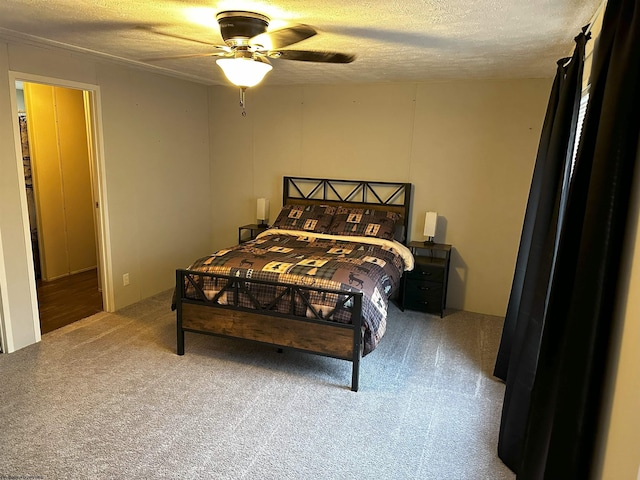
[123,273,130,286]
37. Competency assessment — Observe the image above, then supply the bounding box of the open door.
[19,82,104,333]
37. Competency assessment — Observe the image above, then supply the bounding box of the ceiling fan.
[144,11,356,114]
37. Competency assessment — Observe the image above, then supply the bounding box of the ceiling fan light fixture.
[216,57,273,88]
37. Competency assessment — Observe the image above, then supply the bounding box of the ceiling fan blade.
[251,24,317,50]
[135,25,223,48]
[272,50,356,64]
[141,52,228,62]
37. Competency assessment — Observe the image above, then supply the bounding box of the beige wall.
[0,41,212,351]
[209,79,551,315]
[24,83,96,280]
[96,63,211,308]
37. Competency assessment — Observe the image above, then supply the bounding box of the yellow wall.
[24,83,96,280]
[208,79,551,316]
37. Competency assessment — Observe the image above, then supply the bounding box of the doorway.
[16,80,105,333]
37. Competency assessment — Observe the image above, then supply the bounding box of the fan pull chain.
[239,87,247,117]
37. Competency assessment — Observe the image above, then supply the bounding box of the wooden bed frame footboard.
[175,269,364,391]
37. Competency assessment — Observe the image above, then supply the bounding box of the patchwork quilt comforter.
[181,229,414,355]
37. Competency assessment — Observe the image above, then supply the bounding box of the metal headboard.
[282,176,412,244]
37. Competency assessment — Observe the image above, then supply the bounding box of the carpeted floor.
[0,290,514,479]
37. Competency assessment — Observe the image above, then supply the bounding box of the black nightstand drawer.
[407,261,445,282]
[404,294,443,313]
[405,280,443,299]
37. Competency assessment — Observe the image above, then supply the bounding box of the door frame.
[1,72,114,351]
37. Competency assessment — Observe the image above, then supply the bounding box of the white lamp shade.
[257,198,270,222]
[424,211,438,238]
[216,58,273,87]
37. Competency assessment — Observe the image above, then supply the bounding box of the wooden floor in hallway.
[37,268,103,334]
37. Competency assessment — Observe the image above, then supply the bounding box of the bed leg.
[176,300,184,356]
[177,324,184,355]
[351,295,363,392]
[351,357,360,392]
[176,270,185,356]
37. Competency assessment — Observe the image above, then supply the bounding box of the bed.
[174,176,413,391]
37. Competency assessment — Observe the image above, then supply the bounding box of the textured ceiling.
[0,0,601,86]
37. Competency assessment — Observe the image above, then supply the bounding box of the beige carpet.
[0,289,514,479]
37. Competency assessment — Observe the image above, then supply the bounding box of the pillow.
[271,204,336,233]
[327,207,403,241]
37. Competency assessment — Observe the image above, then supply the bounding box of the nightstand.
[238,224,268,243]
[401,241,452,317]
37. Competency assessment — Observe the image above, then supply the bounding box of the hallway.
[37,269,103,334]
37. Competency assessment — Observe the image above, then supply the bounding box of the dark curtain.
[496,0,640,477]
[494,34,587,471]
[520,0,640,477]
[493,57,569,380]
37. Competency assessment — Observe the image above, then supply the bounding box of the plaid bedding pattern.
[182,232,407,355]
